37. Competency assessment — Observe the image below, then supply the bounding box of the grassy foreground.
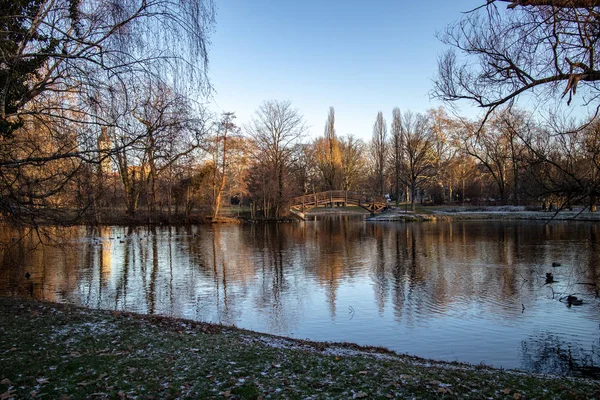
[1,298,598,400]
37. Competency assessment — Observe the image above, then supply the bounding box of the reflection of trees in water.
[2,220,600,353]
[177,223,307,332]
[363,221,600,322]
[0,225,84,302]
[581,225,600,300]
[521,332,600,377]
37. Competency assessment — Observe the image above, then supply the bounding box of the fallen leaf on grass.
[503,388,511,395]
[513,394,522,399]
[221,391,231,398]
[36,378,49,385]
[358,371,368,375]
[0,379,12,386]
[1,390,15,400]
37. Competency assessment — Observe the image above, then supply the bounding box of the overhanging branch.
[496,0,600,8]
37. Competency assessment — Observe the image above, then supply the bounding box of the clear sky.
[207,0,483,141]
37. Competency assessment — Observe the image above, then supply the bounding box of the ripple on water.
[1,219,599,375]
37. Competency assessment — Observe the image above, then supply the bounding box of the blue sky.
[208,0,482,141]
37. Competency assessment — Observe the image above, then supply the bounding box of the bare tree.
[507,111,600,211]
[339,135,368,192]
[0,0,215,223]
[390,108,403,204]
[246,100,306,218]
[434,1,600,120]
[371,111,388,196]
[210,112,237,220]
[398,111,436,211]
[495,1,600,8]
[428,107,460,203]
[111,82,210,217]
[1,0,214,129]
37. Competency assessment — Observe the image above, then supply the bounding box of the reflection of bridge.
[290,191,387,218]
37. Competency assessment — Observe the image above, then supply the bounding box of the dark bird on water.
[25,272,31,279]
[567,295,583,306]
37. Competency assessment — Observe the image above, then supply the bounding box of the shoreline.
[3,206,600,228]
[368,207,600,222]
[1,297,598,399]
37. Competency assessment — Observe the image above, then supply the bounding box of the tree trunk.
[212,126,228,220]
[147,134,158,215]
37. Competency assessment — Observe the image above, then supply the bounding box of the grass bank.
[1,298,598,399]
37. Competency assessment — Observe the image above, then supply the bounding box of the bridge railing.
[290,191,386,208]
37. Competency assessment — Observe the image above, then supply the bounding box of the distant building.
[98,126,112,174]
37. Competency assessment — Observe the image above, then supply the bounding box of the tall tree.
[339,135,368,191]
[460,109,528,205]
[211,112,237,219]
[428,107,460,204]
[246,100,306,218]
[398,111,435,211]
[390,108,403,204]
[371,111,388,196]
[315,107,343,190]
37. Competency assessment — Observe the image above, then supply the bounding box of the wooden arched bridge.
[290,191,388,218]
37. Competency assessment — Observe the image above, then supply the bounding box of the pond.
[1,217,599,375]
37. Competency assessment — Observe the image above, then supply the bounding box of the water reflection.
[1,219,599,374]
[521,331,600,378]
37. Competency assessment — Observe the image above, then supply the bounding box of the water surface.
[1,217,599,375]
